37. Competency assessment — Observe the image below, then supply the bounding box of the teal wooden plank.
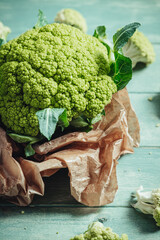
[127,44,160,93]
[0,206,159,240]
[111,147,160,206]
[0,0,160,42]
[129,93,160,146]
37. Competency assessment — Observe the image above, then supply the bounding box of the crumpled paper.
[0,88,140,206]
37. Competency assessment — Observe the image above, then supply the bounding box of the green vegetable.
[93,23,140,90]
[70,222,128,240]
[0,23,117,137]
[0,20,140,151]
[122,30,155,68]
[54,8,87,33]
[131,186,160,227]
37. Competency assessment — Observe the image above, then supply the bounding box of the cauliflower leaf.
[34,9,48,29]
[113,22,141,52]
[36,108,69,140]
[93,22,140,90]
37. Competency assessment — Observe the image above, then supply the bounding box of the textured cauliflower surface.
[0,23,117,136]
[55,8,87,33]
[70,222,128,240]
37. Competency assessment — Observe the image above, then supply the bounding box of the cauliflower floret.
[0,21,11,42]
[131,186,160,227]
[122,30,155,68]
[54,8,87,33]
[0,23,117,136]
[70,222,128,240]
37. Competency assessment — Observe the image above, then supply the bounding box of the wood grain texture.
[129,93,160,146]
[0,206,159,240]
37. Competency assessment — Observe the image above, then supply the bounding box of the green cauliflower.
[122,30,155,68]
[0,21,11,42]
[0,23,117,136]
[54,8,87,33]
[70,222,128,240]
[131,186,160,227]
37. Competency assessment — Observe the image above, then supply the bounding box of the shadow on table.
[129,208,159,233]
[133,62,146,72]
[0,169,102,216]
[33,168,76,205]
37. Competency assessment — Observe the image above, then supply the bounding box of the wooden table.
[0,0,160,239]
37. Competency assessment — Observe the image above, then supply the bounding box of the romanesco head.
[70,222,128,240]
[122,30,155,68]
[0,21,11,42]
[0,23,117,136]
[54,8,87,33]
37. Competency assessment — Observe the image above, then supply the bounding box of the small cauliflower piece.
[0,23,117,136]
[122,30,155,68]
[0,21,11,42]
[131,186,160,227]
[70,222,128,240]
[54,8,87,33]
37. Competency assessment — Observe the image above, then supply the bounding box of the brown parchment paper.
[0,88,140,206]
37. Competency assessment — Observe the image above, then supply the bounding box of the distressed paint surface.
[0,0,160,239]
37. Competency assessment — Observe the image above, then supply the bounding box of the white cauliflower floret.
[54,8,87,33]
[122,30,155,68]
[131,186,160,227]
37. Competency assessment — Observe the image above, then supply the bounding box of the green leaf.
[58,109,69,131]
[101,109,105,116]
[93,26,106,39]
[90,109,105,125]
[113,51,132,90]
[25,144,35,157]
[34,9,48,29]
[36,108,67,140]
[70,116,89,128]
[93,26,112,60]
[70,109,106,129]
[8,132,42,144]
[113,22,141,52]
[0,38,4,47]
[90,113,103,125]
[8,132,44,157]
